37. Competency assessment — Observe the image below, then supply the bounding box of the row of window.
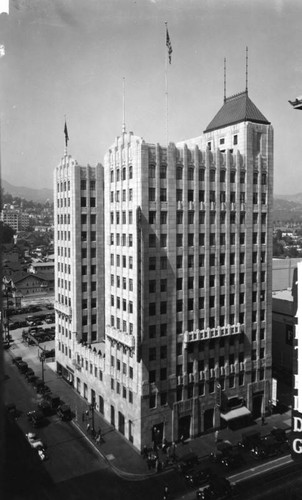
[57,278,71,291]
[57,180,71,191]
[110,316,133,334]
[110,295,133,313]
[57,198,70,208]
[57,214,71,225]
[57,262,71,273]
[110,378,133,404]
[81,197,96,208]
[81,214,96,225]
[110,233,133,246]
[57,294,71,307]
[149,211,266,225]
[81,231,96,242]
[57,230,71,241]
[58,247,71,258]
[110,211,133,225]
[110,166,133,183]
[110,356,134,378]
[148,189,267,204]
[148,163,267,185]
[80,180,96,191]
[110,275,133,290]
[110,254,133,269]
[110,189,133,203]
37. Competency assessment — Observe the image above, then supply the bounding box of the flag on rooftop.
[0,45,5,58]
[64,120,69,148]
[166,25,172,64]
[0,0,9,15]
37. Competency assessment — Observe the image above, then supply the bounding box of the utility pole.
[40,351,45,383]
[90,397,96,434]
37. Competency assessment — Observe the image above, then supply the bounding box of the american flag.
[166,26,172,64]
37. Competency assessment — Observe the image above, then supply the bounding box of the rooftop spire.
[224,57,226,103]
[245,46,249,94]
[122,77,126,134]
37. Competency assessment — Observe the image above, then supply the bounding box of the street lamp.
[39,351,45,383]
[90,398,96,435]
[2,278,15,343]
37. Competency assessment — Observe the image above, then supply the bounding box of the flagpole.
[165,22,168,148]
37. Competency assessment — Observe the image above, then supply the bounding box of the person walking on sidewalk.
[163,485,169,500]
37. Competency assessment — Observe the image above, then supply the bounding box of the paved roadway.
[4,321,302,500]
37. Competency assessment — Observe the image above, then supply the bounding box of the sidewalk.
[8,340,293,480]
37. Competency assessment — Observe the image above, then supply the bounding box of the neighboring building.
[28,262,55,275]
[54,89,273,451]
[54,155,105,384]
[0,208,29,231]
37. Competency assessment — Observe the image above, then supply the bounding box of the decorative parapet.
[183,323,243,344]
[54,300,72,319]
[73,341,105,372]
[105,325,135,352]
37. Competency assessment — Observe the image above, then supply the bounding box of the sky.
[1,0,302,194]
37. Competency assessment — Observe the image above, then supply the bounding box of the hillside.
[2,179,53,203]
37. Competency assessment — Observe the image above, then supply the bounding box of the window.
[149,188,155,201]
[149,303,156,316]
[149,325,156,338]
[160,256,167,269]
[253,172,258,184]
[160,188,167,202]
[253,193,258,204]
[160,279,167,292]
[160,324,167,337]
[149,347,156,361]
[160,301,167,314]
[233,134,238,145]
[188,167,194,180]
[160,211,167,224]
[177,255,183,268]
[129,166,133,179]
[149,280,156,293]
[210,169,215,182]
[199,169,205,181]
[188,234,194,246]
[176,234,183,247]
[176,189,183,202]
[176,166,183,180]
[177,211,183,224]
[149,370,156,383]
[149,165,155,178]
[149,234,156,247]
[160,234,167,247]
[160,165,167,179]
[149,257,156,270]
[188,190,194,202]
[188,211,194,224]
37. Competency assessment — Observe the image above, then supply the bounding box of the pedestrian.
[147,454,152,470]
[86,423,91,433]
[180,434,185,444]
[142,445,148,459]
[163,485,169,500]
[261,415,265,426]
[215,430,219,443]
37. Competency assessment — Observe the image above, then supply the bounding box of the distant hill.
[274,195,302,222]
[2,179,53,203]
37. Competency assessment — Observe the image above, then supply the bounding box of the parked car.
[26,432,45,450]
[43,348,55,359]
[184,465,213,487]
[27,410,46,427]
[238,430,261,450]
[221,449,245,469]
[57,404,72,421]
[18,361,29,374]
[27,374,38,385]
[176,452,199,473]
[38,400,54,416]
[250,436,281,460]
[10,322,20,330]
[45,393,61,409]
[270,427,289,443]
[33,378,45,392]
[12,356,22,365]
[25,368,35,380]
[39,384,51,396]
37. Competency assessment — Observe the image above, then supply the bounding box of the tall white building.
[54,90,273,451]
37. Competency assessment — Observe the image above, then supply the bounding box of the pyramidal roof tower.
[205,48,270,133]
[204,90,270,133]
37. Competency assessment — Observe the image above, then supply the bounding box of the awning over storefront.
[220,406,251,422]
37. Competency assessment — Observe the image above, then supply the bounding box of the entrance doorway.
[253,392,263,419]
[118,411,125,435]
[178,415,191,440]
[152,422,164,444]
[204,408,214,432]
[110,405,115,427]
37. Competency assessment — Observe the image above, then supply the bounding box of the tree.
[0,222,15,243]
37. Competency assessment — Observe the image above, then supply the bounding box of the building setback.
[54,89,273,451]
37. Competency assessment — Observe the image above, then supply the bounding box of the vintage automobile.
[57,404,72,421]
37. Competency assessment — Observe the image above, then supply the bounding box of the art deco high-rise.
[55,90,273,451]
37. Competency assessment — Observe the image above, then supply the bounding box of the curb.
[71,420,157,481]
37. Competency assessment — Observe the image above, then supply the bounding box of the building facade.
[54,90,273,451]
[54,154,105,384]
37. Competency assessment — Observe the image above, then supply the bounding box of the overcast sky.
[1,0,302,194]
